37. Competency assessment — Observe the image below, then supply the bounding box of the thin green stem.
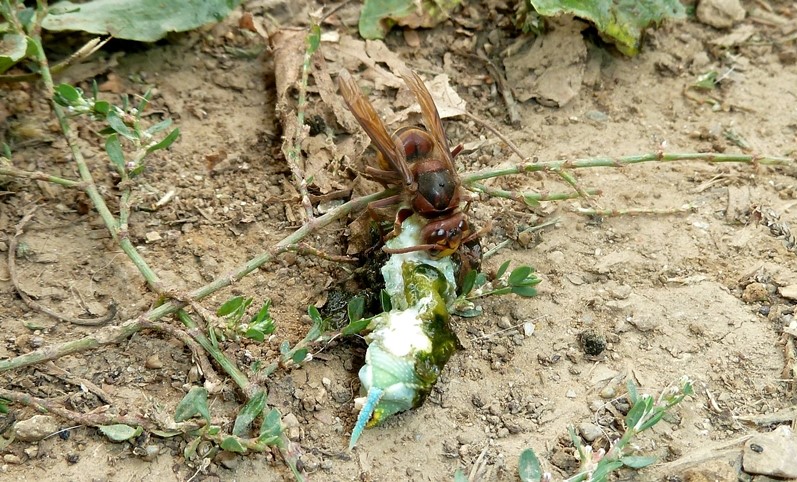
[469,182,601,204]
[0,189,395,373]
[0,164,83,188]
[462,152,794,184]
[177,310,252,396]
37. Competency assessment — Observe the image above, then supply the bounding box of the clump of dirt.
[2,0,797,480]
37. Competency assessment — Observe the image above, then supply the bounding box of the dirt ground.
[2,0,797,480]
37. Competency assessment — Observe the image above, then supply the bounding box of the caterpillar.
[349,213,462,448]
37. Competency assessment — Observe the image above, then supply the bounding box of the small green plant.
[518,377,693,481]
[216,297,276,343]
[53,83,179,178]
[452,260,541,316]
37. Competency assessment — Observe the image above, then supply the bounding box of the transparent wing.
[400,70,456,173]
[338,70,413,186]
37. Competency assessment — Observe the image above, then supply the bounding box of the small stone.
[282,412,300,428]
[523,322,535,337]
[3,454,21,465]
[585,110,608,122]
[743,283,771,303]
[566,389,577,399]
[743,426,797,478]
[578,423,603,442]
[496,427,509,438]
[145,354,163,369]
[778,285,797,301]
[14,415,58,442]
[145,231,162,242]
[216,451,239,470]
[141,445,159,462]
[589,400,604,412]
[23,446,38,458]
[697,0,746,29]
[497,317,512,329]
[599,386,617,399]
[580,330,607,356]
[628,317,657,332]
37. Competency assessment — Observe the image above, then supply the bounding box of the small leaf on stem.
[146,127,180,153]
[98,424,142,442]
[105,134,125,172]
[174,386,210,422]
[232,390,267,436]
[518,448,543,482]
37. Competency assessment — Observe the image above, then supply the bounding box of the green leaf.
[308,305,323,325]
[511,285,538,298]
[174,386,210,422]
[693,71,718,90]
[0,34,29,74]
[232,390,266,437]
[42,0,243,42]
[145,118,173,136]
[106,110,136,140]
[218,296,245,316]
[220,436,246,453]
[244,328,264,342]
[626,379,639,404]
[620,455,657,468]
[528,0,686,56]
[206,425,221,436]
[496,260,511,279]
[183,436,201,459]
[105,134,125,171]
[93,100,110,116]
[251,300,273,324]
[518,448,543,482]
[54,83,81,105]
[136,89,152,118]
[146,127,180,154]
[306,24,321,54]
[150,429,181,438]
[259,408,283,439]
[624,395,653,430]
[380,289,392,311]
[347,296,365,323]
[461,269,477,296]
[0,398,8,414]
[590,460,624,480]
[358,0,461,39]
[454,469,468,482]
[98,424,142,442]
[342,317,371,336]
[638,410,665,432]
[279,340,290,355]
[291,348,309,364]
[508,266,533,286]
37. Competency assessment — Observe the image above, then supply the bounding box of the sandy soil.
[2,1,797,480]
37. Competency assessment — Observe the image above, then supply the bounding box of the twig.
[462,152,794,184]
[481,218,558,260]
[44,362,112,405]
[290,243,358,264]
[0,388,204,432]
[8,207,117,326]
[461,111,597,206]
[139,320,222,391]
[572,205,693,217]
[0,189,396,373]
[735,405,797,425]
[0,37,110,83]
[282,24,321,221]
[469,182,601,205]
[0,163,83,188]
[471,51,521,126]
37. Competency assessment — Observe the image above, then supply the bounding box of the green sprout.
[518,377,694,481]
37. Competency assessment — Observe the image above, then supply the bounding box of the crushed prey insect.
[338,69,477,258]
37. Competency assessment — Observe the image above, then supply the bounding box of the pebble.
[697,0,745,29]
[566,389,577,399]
[628,317,657,332]
[3,454,21,465]
[778,285,797,301]
[742,426,797,478]
[743,283,770,303]
[145,354,163,369]
[523,322,535,337]
[14,415,58,442]
[497,317,512,329]
[578,423,603,442]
